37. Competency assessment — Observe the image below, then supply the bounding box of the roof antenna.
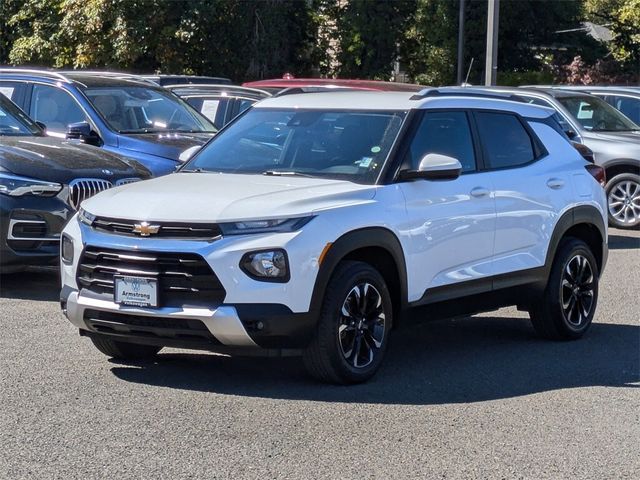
[463,57,474,86]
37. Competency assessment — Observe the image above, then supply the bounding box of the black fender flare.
[544,204,607,276]
[308,227,409,315]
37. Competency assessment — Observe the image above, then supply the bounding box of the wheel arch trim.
[545,204,607,275]
[308,227,408,314]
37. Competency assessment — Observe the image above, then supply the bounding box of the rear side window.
[475,112,535,169]
[404,111,477,172]
[30,84,87,133]
[604,95,640,124]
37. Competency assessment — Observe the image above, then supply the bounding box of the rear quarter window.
[475,112,536,169]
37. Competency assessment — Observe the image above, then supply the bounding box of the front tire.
[90,335,162,360]
[529,238,599,340]
[303,261,393,384]
[606,173,640,229]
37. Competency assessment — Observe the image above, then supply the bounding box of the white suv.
[60,89,608,384]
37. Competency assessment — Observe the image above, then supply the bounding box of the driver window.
[31,84,87,133]
[404,111,476,173]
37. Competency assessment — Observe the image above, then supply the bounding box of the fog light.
[241,249,289,282]
[61,234,74,264]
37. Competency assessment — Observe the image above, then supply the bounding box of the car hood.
[117,132,215,162]
[0,136,151,184]
[82,173,377,222]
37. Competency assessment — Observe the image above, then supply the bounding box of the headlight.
[241,249,289,282]
[61,234,74,264]
[220,216,314,235]
[78,208,96,226]
[0,172,61,197]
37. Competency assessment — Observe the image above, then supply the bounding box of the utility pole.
[484,0,500,86]
[456,0,466,85]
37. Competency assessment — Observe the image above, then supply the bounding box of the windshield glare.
[0,96,43,136]
[183,108,406,184]
[84,87,216,134]
[558,95,639,132]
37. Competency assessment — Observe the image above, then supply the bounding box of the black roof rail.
[410,87,526,102]
[274,86,358,97]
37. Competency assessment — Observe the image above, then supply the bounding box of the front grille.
[77,247,226,307]
[115,178,140,186]
[83,309,220,344]
[92,217,222,240]
[68,178,113,210]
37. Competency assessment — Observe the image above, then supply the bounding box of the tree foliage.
[585,0,640,67]
[0,0,637,83]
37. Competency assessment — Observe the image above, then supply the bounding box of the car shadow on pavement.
[608,234,640,250]
[110,315,640,405]
[0,268,59,302]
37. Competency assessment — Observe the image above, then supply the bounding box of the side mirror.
[178,145,201,162]
[66,121,101,146]
[565,129,578,140]
[399,153,462,181]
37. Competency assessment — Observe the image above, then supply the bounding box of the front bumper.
[0,193,71,272]
[61,287,316,350]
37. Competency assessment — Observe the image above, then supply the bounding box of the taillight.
[585,164,606,187]
[572,141,595,163]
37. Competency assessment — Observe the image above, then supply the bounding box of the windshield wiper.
[262,170,314,177]
[181,167,207,173]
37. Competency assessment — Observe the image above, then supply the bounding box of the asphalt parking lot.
[1,229,638,479]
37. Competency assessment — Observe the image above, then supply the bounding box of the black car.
[142,74,233,86]
[0,94,151,273]
[0,69,217,176]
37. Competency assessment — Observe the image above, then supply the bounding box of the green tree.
[332,0,417,80]
[585,0,640,68]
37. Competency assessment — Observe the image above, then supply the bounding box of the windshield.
[0,95,43,136]
[183,108,407,184]
[84,87,216,134]
[557,95,639,132]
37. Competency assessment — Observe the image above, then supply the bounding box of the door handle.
[547,178,565,189]
[470,187,490,198]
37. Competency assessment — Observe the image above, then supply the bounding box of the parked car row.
[0,68,638,280]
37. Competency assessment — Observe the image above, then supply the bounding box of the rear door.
[398,110,496,300]
[473,110,574,278]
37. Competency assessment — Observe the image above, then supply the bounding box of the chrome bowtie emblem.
[133,221,160,236]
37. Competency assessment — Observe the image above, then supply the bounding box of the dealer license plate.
[114,276,158,307]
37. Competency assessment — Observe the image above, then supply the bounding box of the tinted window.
[0,94,43,136]
[404,111,476,172]
[476,112,535,169]
[31,84,87,133]
[603,95,640,124]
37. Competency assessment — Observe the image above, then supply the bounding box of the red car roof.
[242,78,424,92]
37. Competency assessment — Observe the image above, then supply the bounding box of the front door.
[398,110,496,302]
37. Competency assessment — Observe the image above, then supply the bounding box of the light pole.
[457,0,466,85]
[484,0,500,85]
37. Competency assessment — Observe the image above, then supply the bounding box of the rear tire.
[303,261,392,384]
[90,335,161,360]
[529,238,599,340]
[606,173,640,229]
